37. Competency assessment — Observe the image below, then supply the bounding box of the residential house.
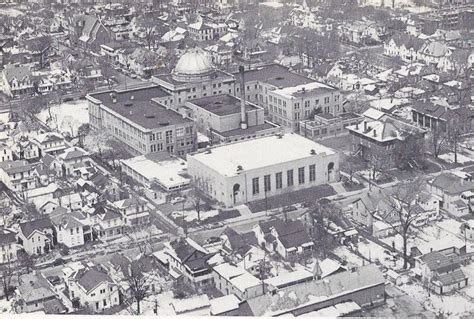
[213,263,264,300]
[128,48,161,78]
[17,272,57,313]
[0,64,34,97]
[220,227,257,260]
[113,197,150,227]
[428,173,474,217]
[0,160,37,194]
[17,138,39,161]
[0,142,13,162]
[0,228,17,264]
[254,219,313,261]
[56,147,90,177]
[188,18,228,42]
[346,116,426,169]
[384,33,425,62]
[66,264,120,312]
[32,132,67,157]
[171,294,211,316]
[18,217,54,255]
[50,211,87,248]
[58,193,84,211]
[165,237,215,289]
[87,202,125,241]
[415,251,468,295]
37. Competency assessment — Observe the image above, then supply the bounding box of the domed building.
[152,48,235,109]
[172,48,216,82]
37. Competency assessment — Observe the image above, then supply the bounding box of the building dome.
[172,48,215,82]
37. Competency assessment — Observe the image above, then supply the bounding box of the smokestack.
[239,65,247,130]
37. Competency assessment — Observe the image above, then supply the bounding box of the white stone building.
[187,133,339,207]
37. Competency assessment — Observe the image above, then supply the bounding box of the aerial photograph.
[0,0,473,317]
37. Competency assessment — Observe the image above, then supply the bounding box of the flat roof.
[218,122,279,137]
[189,94,259,116]
[88,85,192,130]
[154,70,234,86]
[236,64,313,88]
[272,81,336,99]
[121,153,190,189]
[189,133,336,177]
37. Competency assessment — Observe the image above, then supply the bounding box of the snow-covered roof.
[210,294,240,315]
[362,108,385,121]
[265,268,313,288]
[272,81,335,99]
[120,153,190,190]
[174,48,212,76]
[189,133,336,177]
[171,294,210,314]
[213,263,261,292]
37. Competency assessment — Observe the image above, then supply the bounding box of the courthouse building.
[187,133,339,207]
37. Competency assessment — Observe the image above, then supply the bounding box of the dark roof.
[2,64,32,82]
[0,160,35,174]
[108,253,131,272]
[236,64,313,88]
[0,228,16,245]
[188,94,259,116]
[257,218,282,235]
[19,217,53,239]
[169,238,212,271]
[75,266,112,293]
[412,101,474,121]
[434,269,467,286]
[430,173,474,195]
[43,297,67,314]
[389,32,425,51]
[88,86,192,130]
[419,251,459,272]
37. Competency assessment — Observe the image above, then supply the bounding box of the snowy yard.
[439,152,474,165]
[398,282,474,316]
[462,263,474,299]
[171,209,220,223]
[37,99,89,136]
[357,239,404,270]
[333,246,365,268]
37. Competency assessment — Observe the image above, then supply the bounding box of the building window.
[287,170,294,187]
[252,177,259,195]
[276,172,282,189]
[309,164,316,182]
[324,97,330,104]
[298,167,305,184]
[264,175,271,192]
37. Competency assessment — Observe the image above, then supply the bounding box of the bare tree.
[27,36,53,69]
[136,17,157,50]
[18,249,35,274]
[429,125,448,158]
[122,260,151,315]
[382,177,425,269]
[369,146,391,181]
[2,253,14,301]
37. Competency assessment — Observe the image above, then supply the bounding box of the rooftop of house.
[88,86,192,130]
[430,173,474,195]
[235,64,313,88]
[188,94,259,116]
[0,228,16,245]
[419,251,460,273]
[18,272,56,303]
[2,64,32,82]
[189,133,336,177]
[0,160,35,175]
[272,220,312,249]
[346,116,425,143]
[412,101,474,121]
[73,265,114,293]
[58,147,89,161]
[19,217,53,239]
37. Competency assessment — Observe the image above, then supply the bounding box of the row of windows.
[252,165,317,195]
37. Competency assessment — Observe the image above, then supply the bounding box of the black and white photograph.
[0,0,473,317]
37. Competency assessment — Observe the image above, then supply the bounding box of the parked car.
[170,197,186,205]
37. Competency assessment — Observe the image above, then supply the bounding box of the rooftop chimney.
[239,65,247,130]
[363,121,367,132]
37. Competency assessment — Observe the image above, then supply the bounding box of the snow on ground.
[333,246,365,268]
[437,219,463,235]
[37,99,89,136]
[399,282,474,316]
[1,8,24,17]
[462,263,474,299]
[171,209,220,223]
[259,1,284,8]
[439,152,474,165]
[357,239,404,270]
[0,297,13,313]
